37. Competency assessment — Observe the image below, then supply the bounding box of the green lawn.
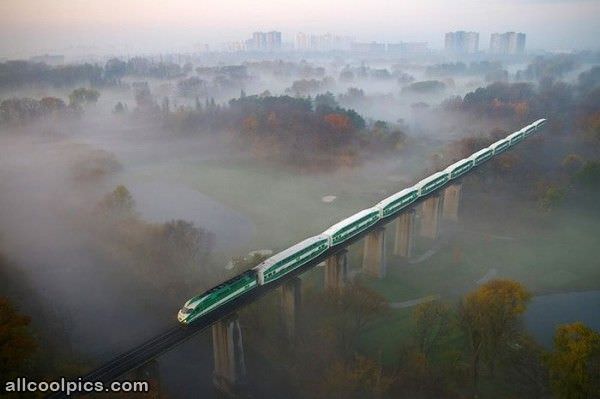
[126,157,424,252]
[125,156,600,366]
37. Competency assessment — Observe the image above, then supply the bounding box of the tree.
[318,355,394,399]
[113,102,126,114]
[69,87,100,107]
[575,161,600,190]
[537,184,566,212]
[562,154,584,175]
[39,96,66,114]
[314,92,338,109]
[104,58,127,81]
[458,279,531,390]
[324,113,352,134]
[0,297,37,380]
[160,220,214,274]
[97,185,136,219]
[0,98,42,123]
[412,300,453,358]
[402,80,446,93]
[322,282,389,356]
[547,322,600,399]
[176,76,206,98]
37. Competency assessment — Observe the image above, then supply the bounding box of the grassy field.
[126,157,427,252]
[353,201,600,364]
[124,155,600,301]
[124,156,600,366]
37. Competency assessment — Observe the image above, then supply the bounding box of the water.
[524,290,600,347]
[128,181,255,251]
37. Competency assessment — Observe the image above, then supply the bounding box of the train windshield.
[181,307,193,314]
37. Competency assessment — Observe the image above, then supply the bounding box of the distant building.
[266,31,282,50]
[225,41,245,52]
[490,32,526,55]
[245,31,282,51]
[351,42,386,53]
[295,32,354,51]
[296,32,311,51]
[445,31,479,54]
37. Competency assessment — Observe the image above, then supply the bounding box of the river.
[524,290,600,347]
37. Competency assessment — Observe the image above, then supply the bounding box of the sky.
[0,0,599,57]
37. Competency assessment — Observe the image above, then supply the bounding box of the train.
[177,118,547,324]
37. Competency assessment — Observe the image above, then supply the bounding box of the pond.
[524,290,600,347]
[127,181,255,251]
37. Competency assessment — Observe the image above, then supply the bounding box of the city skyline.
[1,0,599,57]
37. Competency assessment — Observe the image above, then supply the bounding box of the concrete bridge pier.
[442,184,462,221]
[420,194,444,240]
[324,249,348,291]
[280,277,302,340]
[212,313,247,396]
[362,226,386,278]
[394,209,415,258]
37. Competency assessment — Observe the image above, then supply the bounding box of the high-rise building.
[295,32,354,51]
[265,31,282,50]
[445,31,479,54]
[245,31,282,51]
[296,32,311,50]
[490,32,526,55]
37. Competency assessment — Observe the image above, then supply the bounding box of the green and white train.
[177,118,547,324]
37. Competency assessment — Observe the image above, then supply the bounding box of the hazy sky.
[1,0,599,57]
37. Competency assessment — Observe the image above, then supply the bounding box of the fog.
[1,43,599,398]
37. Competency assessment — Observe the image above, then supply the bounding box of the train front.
[177,300,196,324]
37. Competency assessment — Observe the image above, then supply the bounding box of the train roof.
[376,187,418,209]
[184,270,256,308]
[470,146,494,159]
[322,207,380,236]
[489,138,510,149]
[444,158,473,173]
[534,118,546,126]
[253,234,328,272]
[507,129,525,140]
[413,171,449,190]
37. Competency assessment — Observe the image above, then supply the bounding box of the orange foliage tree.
[324,113,352,134]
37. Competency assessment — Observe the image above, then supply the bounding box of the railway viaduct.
[210,183,463,395]
[47,120,546,399]
[44,183,465,399]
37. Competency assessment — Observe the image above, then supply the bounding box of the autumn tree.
[68,87,100,107]
[318,355,394,399]
[547,322,600,399]
[458,279,531,391]
[324,113,352,134]
[412,300,453,359]
[0,297,37,380]
[39,97,67,114]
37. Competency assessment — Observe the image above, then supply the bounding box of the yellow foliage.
[547,322,600,399]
